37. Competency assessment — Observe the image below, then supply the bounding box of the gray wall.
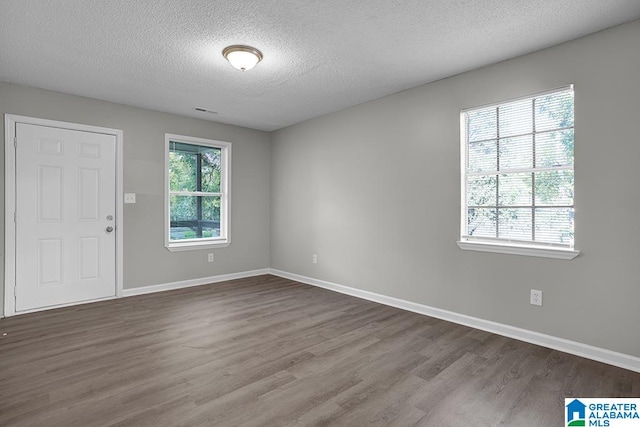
[0,82,271,315]
[271,20,640,357]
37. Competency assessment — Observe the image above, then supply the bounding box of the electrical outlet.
[530,289,543,306]
[312,254,317,264]
[208,253,214,263]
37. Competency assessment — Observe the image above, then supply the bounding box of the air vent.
[194,107,218,114]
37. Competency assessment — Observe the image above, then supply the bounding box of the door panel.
[38,165,63,221]
[79,168,100,220]
[15,123,116,311]
[38,239,62,285]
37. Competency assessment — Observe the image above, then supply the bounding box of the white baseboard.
[269,269,640,373]
[122,268,271,297]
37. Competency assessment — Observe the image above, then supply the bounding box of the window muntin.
[461,87,574,248]
[165,134,230,250]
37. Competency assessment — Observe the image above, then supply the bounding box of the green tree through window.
[169,141,222,241]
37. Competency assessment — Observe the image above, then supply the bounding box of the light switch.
[124,193,136,204]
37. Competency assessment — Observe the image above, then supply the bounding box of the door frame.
[4,114,124,316]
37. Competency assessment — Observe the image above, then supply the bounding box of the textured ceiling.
[1,1,640,131]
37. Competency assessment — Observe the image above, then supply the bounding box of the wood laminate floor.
[1,275,639,426]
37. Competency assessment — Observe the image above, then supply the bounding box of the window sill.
[457,240,579,260]
[166,239,230,252]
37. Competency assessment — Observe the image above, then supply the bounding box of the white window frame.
[164,133,231,251]
[457,87,579,260]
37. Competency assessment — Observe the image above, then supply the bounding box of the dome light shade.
[222,45,263,71]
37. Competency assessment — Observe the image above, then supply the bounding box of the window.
[458,86,579,259]
[165,134,231,251]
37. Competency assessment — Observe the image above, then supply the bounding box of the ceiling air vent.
[194,107,218,114]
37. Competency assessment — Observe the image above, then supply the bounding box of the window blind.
[461,86,574,247]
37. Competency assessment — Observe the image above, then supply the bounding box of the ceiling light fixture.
[222,45,263,71]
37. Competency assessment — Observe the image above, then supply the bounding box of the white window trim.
[457,239,579,260]
[458,86,579,260]
[164,133,231,252]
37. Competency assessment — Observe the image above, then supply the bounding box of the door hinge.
[14,286,17,299]
[14,136,17,148]
[14,211,16,223]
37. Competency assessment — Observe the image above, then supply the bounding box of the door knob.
[106,226,114,233]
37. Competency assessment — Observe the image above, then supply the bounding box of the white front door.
[14,123,116,311]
